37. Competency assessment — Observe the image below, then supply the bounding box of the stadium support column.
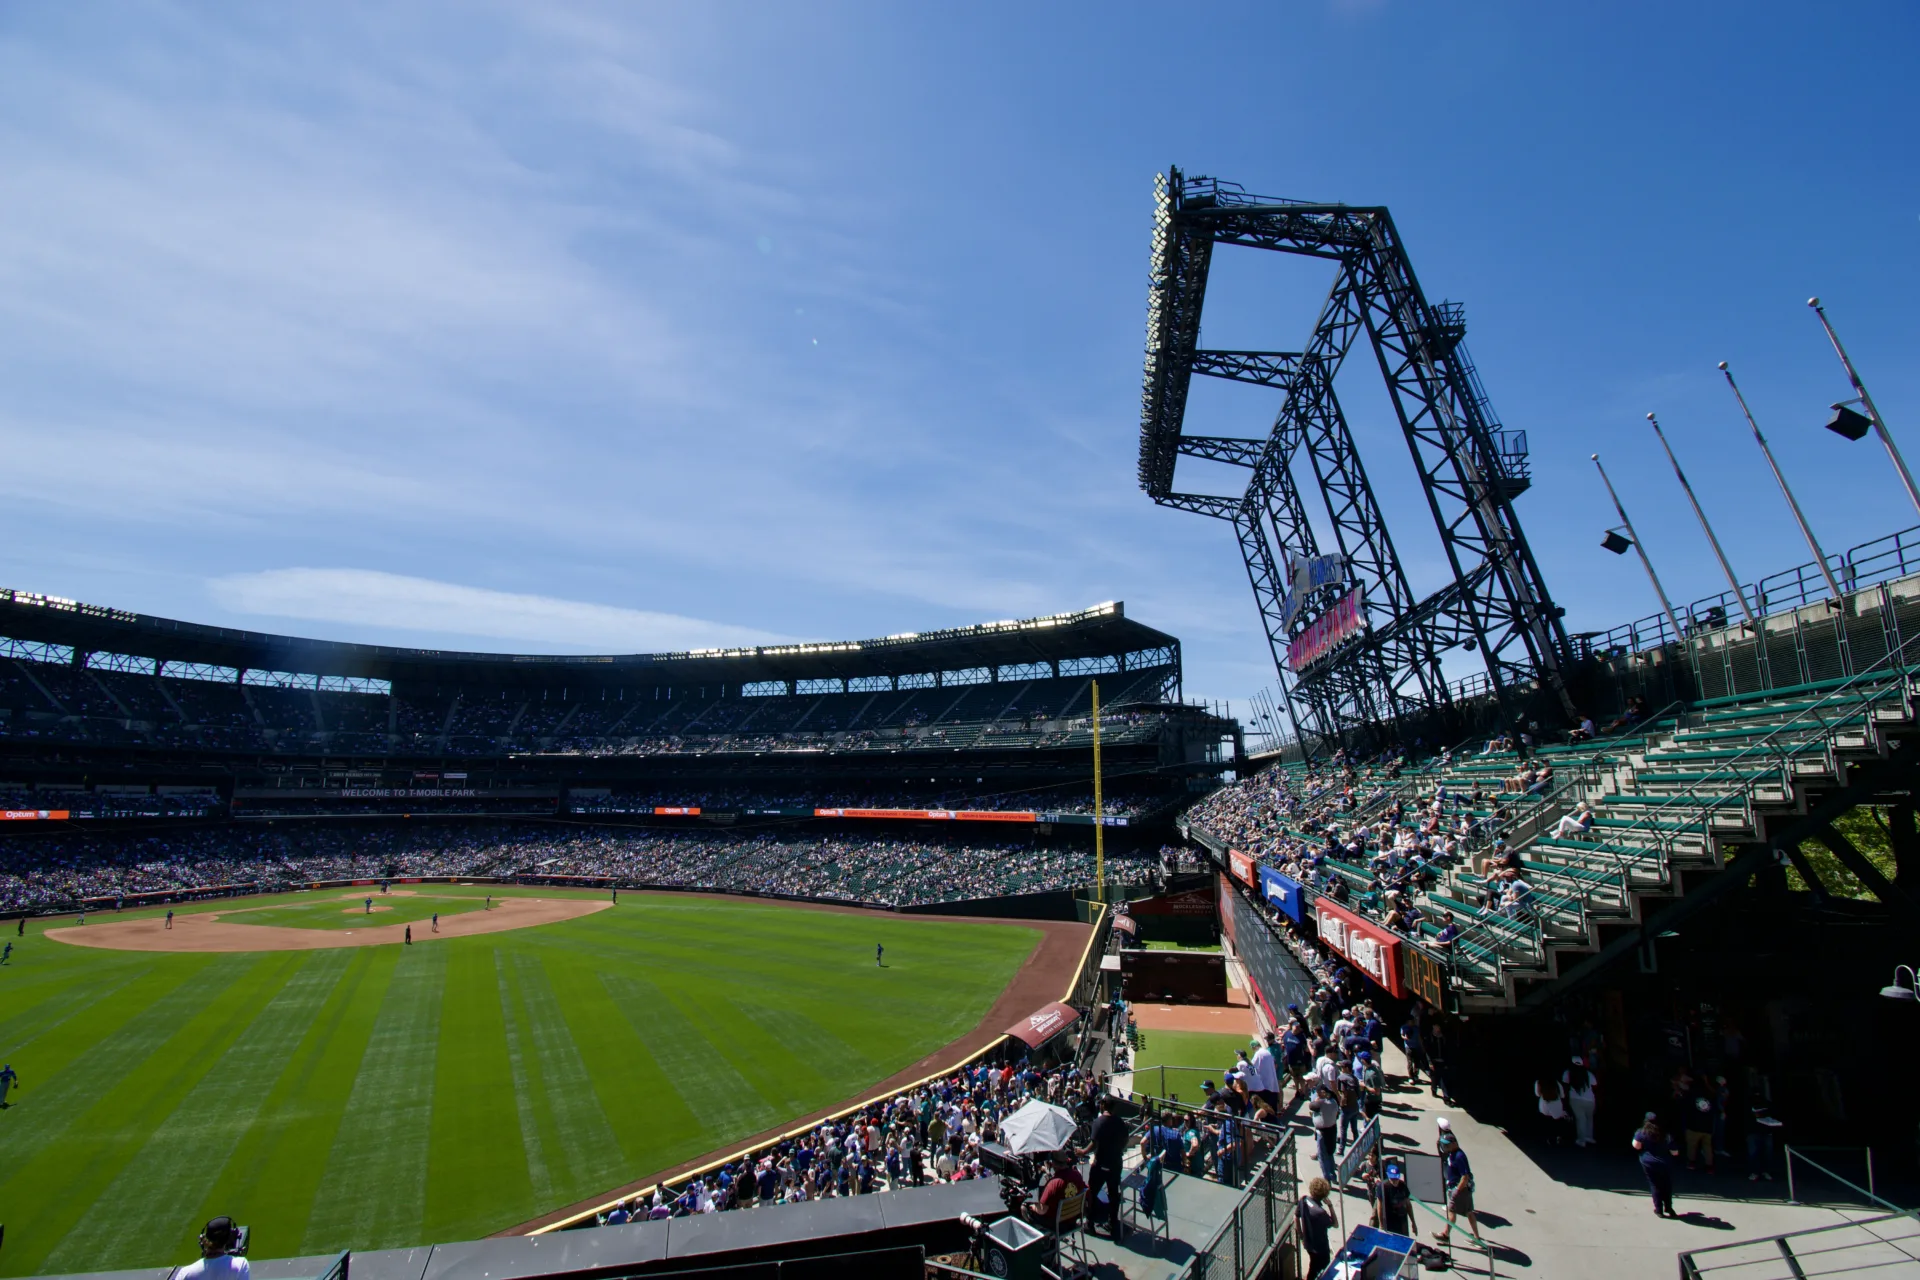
[1091,679,1104,903]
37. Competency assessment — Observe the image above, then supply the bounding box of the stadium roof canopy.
[0,591,1180,691]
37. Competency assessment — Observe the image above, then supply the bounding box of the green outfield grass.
[0,888,1040,1275]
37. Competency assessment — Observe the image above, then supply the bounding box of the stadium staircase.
[1195,658,1920,1015]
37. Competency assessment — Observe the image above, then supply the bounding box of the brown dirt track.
[504,893,1092,1234]
[45,893,610,952]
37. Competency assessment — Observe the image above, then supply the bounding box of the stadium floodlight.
[1880,964,1918,1002]
[1810,298,1920,518]
[1720,362,1848,608]
[1593,454,1685,646]
[1826,404,1874,442]
[1600,530,1632,556]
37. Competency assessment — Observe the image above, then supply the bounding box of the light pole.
[1719,362,1848,607]
[1810,298,1920,519]
[1646,412,1756,627]
[1593,454,1685,646]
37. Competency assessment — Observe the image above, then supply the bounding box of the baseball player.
[0,1062,18,1107]
[431,913,439,933]
[876,943,884,967]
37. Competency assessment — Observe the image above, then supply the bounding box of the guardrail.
[1677,1207,1920,1280]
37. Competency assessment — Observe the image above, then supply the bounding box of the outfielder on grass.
[1,1062,19,1108]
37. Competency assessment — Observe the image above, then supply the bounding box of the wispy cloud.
[208,568,792,653]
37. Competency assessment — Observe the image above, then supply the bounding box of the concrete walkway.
[1283,1044,1897,1278]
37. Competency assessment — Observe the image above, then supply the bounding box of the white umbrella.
[1000,1098,1078,1155]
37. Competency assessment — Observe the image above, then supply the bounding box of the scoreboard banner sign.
[1314,898,1405,997]
[1278,550,1352,631]
[1288,588,1369,673]
[653,807,702,816]
[1229,849,1256,888]
[1402,943,1446,1010]
[1,809,69,821]
[1258,864,1304,923]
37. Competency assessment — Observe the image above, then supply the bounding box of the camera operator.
[1021,1151,1086,1229]
[176,1217,249,1280]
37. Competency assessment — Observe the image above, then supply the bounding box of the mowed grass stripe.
[2,954,304,1276]
[0,955,157,1065]
[40,952,341,1275]
[496,949,556,1205]
[302,946,446,1253]
[503,951,627,1201]
[0,956,245,1201]
[601,972,783,1139]
[202,949,389,1259]
[424,943,529,1244]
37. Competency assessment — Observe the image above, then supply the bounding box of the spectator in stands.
[1297,1177,1336,1279]
[1023,1152,1085,1230]
[1552,805,1595,840]
[1078,1095,1129,1240]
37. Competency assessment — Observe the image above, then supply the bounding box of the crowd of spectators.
[588,1059,1107,1220]
[0,821,1167,914]
[1185,747,1513,949]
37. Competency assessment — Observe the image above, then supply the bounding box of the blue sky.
[0,3,1915,722]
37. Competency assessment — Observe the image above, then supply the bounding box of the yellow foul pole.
[1091,679,1104,903]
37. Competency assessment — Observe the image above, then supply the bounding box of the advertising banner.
[1228,849,1256,887]
[1,810,70,821]
[1258,864,1304,923]
[1288,588,1369,673]
[812,808,1040,823]
[1314,898,1405,997]
[1127,886,1216,917]
[652,807,702,816]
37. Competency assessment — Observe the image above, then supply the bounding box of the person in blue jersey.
[876,942,884,967]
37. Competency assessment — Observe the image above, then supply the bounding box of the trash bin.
[979,1214,1048,1280]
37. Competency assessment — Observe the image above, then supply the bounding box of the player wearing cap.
[176,1217,249,1280]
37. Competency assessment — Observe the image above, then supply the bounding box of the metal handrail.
[1595,522,1920,655]
[1440,639,1920,991]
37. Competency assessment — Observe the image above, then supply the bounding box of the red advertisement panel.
[1288,588,1369,673]
[811,808,1038,823]
[1229,849,1256,887]
[0,810,69,821]
[1313,898,1405,997]
[652,807,702,816]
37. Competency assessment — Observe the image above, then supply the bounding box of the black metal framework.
[1140,169,1572,749]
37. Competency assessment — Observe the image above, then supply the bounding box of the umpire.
[1076,1095,1129,1240]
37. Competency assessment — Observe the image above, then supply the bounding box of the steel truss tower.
[1138,170,1573,751]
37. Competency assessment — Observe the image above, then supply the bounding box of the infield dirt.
[45,893,610,952]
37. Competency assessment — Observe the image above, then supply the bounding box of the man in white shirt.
[1247,1035,1281,1111]
[175,1218,249,1280]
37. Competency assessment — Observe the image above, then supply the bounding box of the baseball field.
[0,885,1055,1277]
